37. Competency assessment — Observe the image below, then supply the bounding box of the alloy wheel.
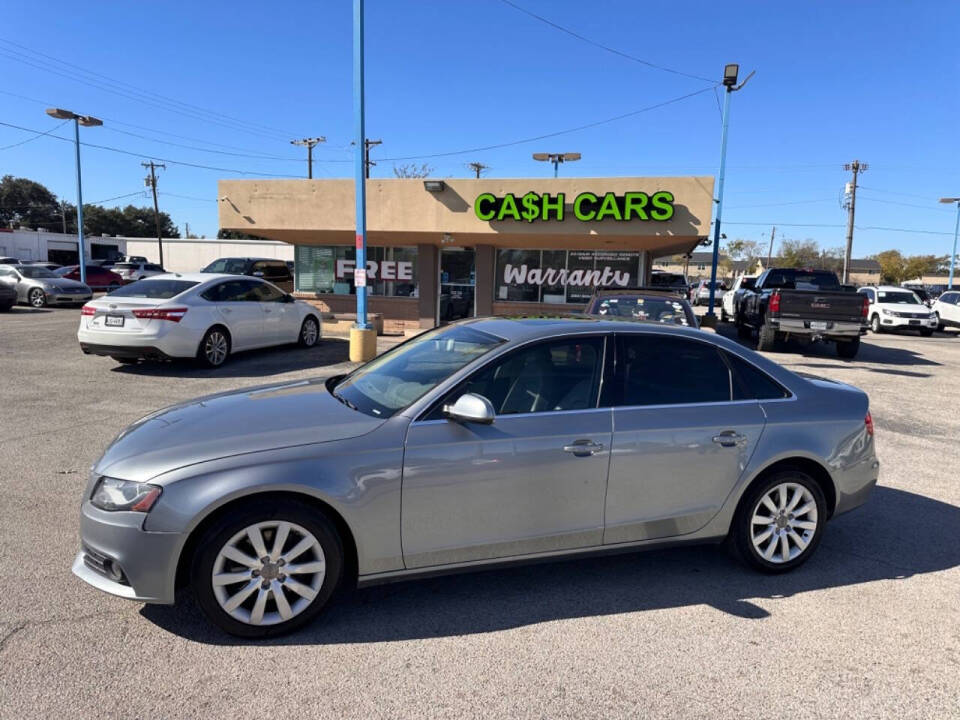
[211,521,326,626]
[749,482,818,564]
[29,288,46,307]
[204,331,228,366]
[301,318,319,346]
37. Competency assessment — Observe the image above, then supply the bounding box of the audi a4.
[73,317,878,637]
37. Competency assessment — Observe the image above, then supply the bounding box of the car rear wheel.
[756,321,777,351]
[191,500,344,637]
[920,328,934,337]
[0,301,12,312]
[299,316,320,347]
[732,470,827,573]
[28,288,46,308]
[197,326,231,368]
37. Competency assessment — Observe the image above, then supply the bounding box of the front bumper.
[72,501,181,604]
[44,291,92,305]
[878,315,938,330]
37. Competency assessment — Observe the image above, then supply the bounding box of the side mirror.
[443,393,495,425]
[283,293,295,303]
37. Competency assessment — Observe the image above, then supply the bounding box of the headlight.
[90,477,162,512]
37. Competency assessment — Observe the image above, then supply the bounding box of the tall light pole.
[533,152,581,177]
[291,137,326,179]
[940,197,960,289]
[705,64,753,320]
[46,108,101,285]
[350,0,376,361]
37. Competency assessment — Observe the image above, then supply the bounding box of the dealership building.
[218,176,715,333]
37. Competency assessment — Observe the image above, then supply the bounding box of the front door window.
[439,248,475,323]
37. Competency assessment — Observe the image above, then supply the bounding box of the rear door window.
[216,279,261,301]
[614,334,732,406]
[252,281,285,302]
[724,351,790,400]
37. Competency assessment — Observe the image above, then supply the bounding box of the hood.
[34,276,88,291]
[94,378,384,482]
[879,303,929,313]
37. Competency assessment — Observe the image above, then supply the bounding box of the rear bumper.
[79,342,172,360]
[771,318,863,338]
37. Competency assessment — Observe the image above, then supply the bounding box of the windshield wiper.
[331,389,358,411]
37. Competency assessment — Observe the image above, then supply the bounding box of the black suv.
[200,257,294,293]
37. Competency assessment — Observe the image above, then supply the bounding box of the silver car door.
[251,280,296,343]
[402,335,612,569]
[604,333,767,545]
[216,279,265,350]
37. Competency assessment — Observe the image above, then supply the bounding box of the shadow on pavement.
[142,485,960,645]
[106,338,351,379]
[713,323,941,368]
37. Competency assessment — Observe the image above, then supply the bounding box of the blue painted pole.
[707,87,732,317]
[949,202,959,290]
[553,159,559,178]
[353,0,370,329]
[73,117,87,285]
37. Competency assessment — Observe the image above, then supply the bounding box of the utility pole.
[364,138,381,178]
[842,160,867,284]
[290,137,326,179]
[142,161,166,268]
[766,225,776,268]
[468,162,489,179]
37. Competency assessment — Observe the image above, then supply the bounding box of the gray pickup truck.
[737,268,868,358]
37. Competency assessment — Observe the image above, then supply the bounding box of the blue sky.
[1,0,958,257]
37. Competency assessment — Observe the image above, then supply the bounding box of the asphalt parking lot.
[1,306,959,719]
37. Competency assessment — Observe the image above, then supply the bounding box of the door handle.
[264,309,272,313]
[563,440,604,456]
[712,431,746,447]
[222,308,232,314]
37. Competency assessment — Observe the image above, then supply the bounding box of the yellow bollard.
[349,326,377,362]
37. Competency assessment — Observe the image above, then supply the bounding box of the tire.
[197,326,231,368]
[756,321,777,351]
[0,301,12,312]
[720,307,728,323]
[870,314,882,333]
[735,313,752,339]
[298,316,320,348]
[111,356,138,365]
[920,328,933,337]
[836,335,860,359]
[731,469,827,574]
[28,288,46,308]
[936,313,944,332]
[191,499,344,638]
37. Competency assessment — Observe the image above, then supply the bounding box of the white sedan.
[78,273,322,367]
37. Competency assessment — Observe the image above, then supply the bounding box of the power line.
[159,192,217,202]
[724,220,954,236]
[725,197,835,209]
[858,185,942,202]
[0,120,297,177]
[379,86,715,161]
[0,42,294,141]
[105,126,313,162]
[498,0,715,83]
[858,195,953,212]
[0,119,68,150]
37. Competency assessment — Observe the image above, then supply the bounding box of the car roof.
[136,272,241,283]
[865,285,919,292]
[591,287,687,298]
[454,315,716,342]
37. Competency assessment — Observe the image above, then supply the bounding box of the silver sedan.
[0,263,92,307]
[73,317,879,637]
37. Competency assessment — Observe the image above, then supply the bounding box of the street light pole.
[47,108,101,285]
[940,197,960,289]
[532,152,581,177]
[706,65,753,318]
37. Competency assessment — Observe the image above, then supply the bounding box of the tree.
[725,238,762,274]
[818,247,845,275]
[778,239,820,268]
[0,175,62,230]
[392,163,433,178]
[902,254,946,282]
[217,229,266,240]
[79,204,180,238]
[872,250,905,283]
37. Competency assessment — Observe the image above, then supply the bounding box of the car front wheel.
[28,288,46,308]
[191,500,344,637]
[870,314,882,333]
[299,316,320,347]
[732,470,827,573]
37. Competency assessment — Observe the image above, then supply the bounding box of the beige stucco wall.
[218,177,714,256]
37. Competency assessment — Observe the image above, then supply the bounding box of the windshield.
[18,266,57,278]
[593,296,693,326]
[334,325,505,418]
[741,278,756,290]
[113,263,138,270]
[878,290,921,304]
[202,258,249,274]
[107,279,199,299]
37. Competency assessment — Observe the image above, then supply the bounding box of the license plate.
[909,320,920,325]
[105,315,124,327]
[810,321,828,331]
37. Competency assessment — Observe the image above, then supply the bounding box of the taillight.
[861,296,869,318]
[132,307,187,322]
[769,291,781,313]
[865,411,874,436]
[81,305,95,316]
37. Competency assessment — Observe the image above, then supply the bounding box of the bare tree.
[392,163,433,178]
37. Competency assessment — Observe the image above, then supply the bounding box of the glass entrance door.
[439,248,476,323]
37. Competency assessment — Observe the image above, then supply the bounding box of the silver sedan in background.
[73,317,879,637]
[0,263,92,307]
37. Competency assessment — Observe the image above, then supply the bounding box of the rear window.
[113,263,137,270]
[649,273,686,287]
[764,270,840,290]
[592,295,692,326]
[724,351,790,400]
[107,279,198,299]
[202,258,249,274]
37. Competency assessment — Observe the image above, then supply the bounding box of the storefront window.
[495,249,641,304]
[296,246,417,297]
